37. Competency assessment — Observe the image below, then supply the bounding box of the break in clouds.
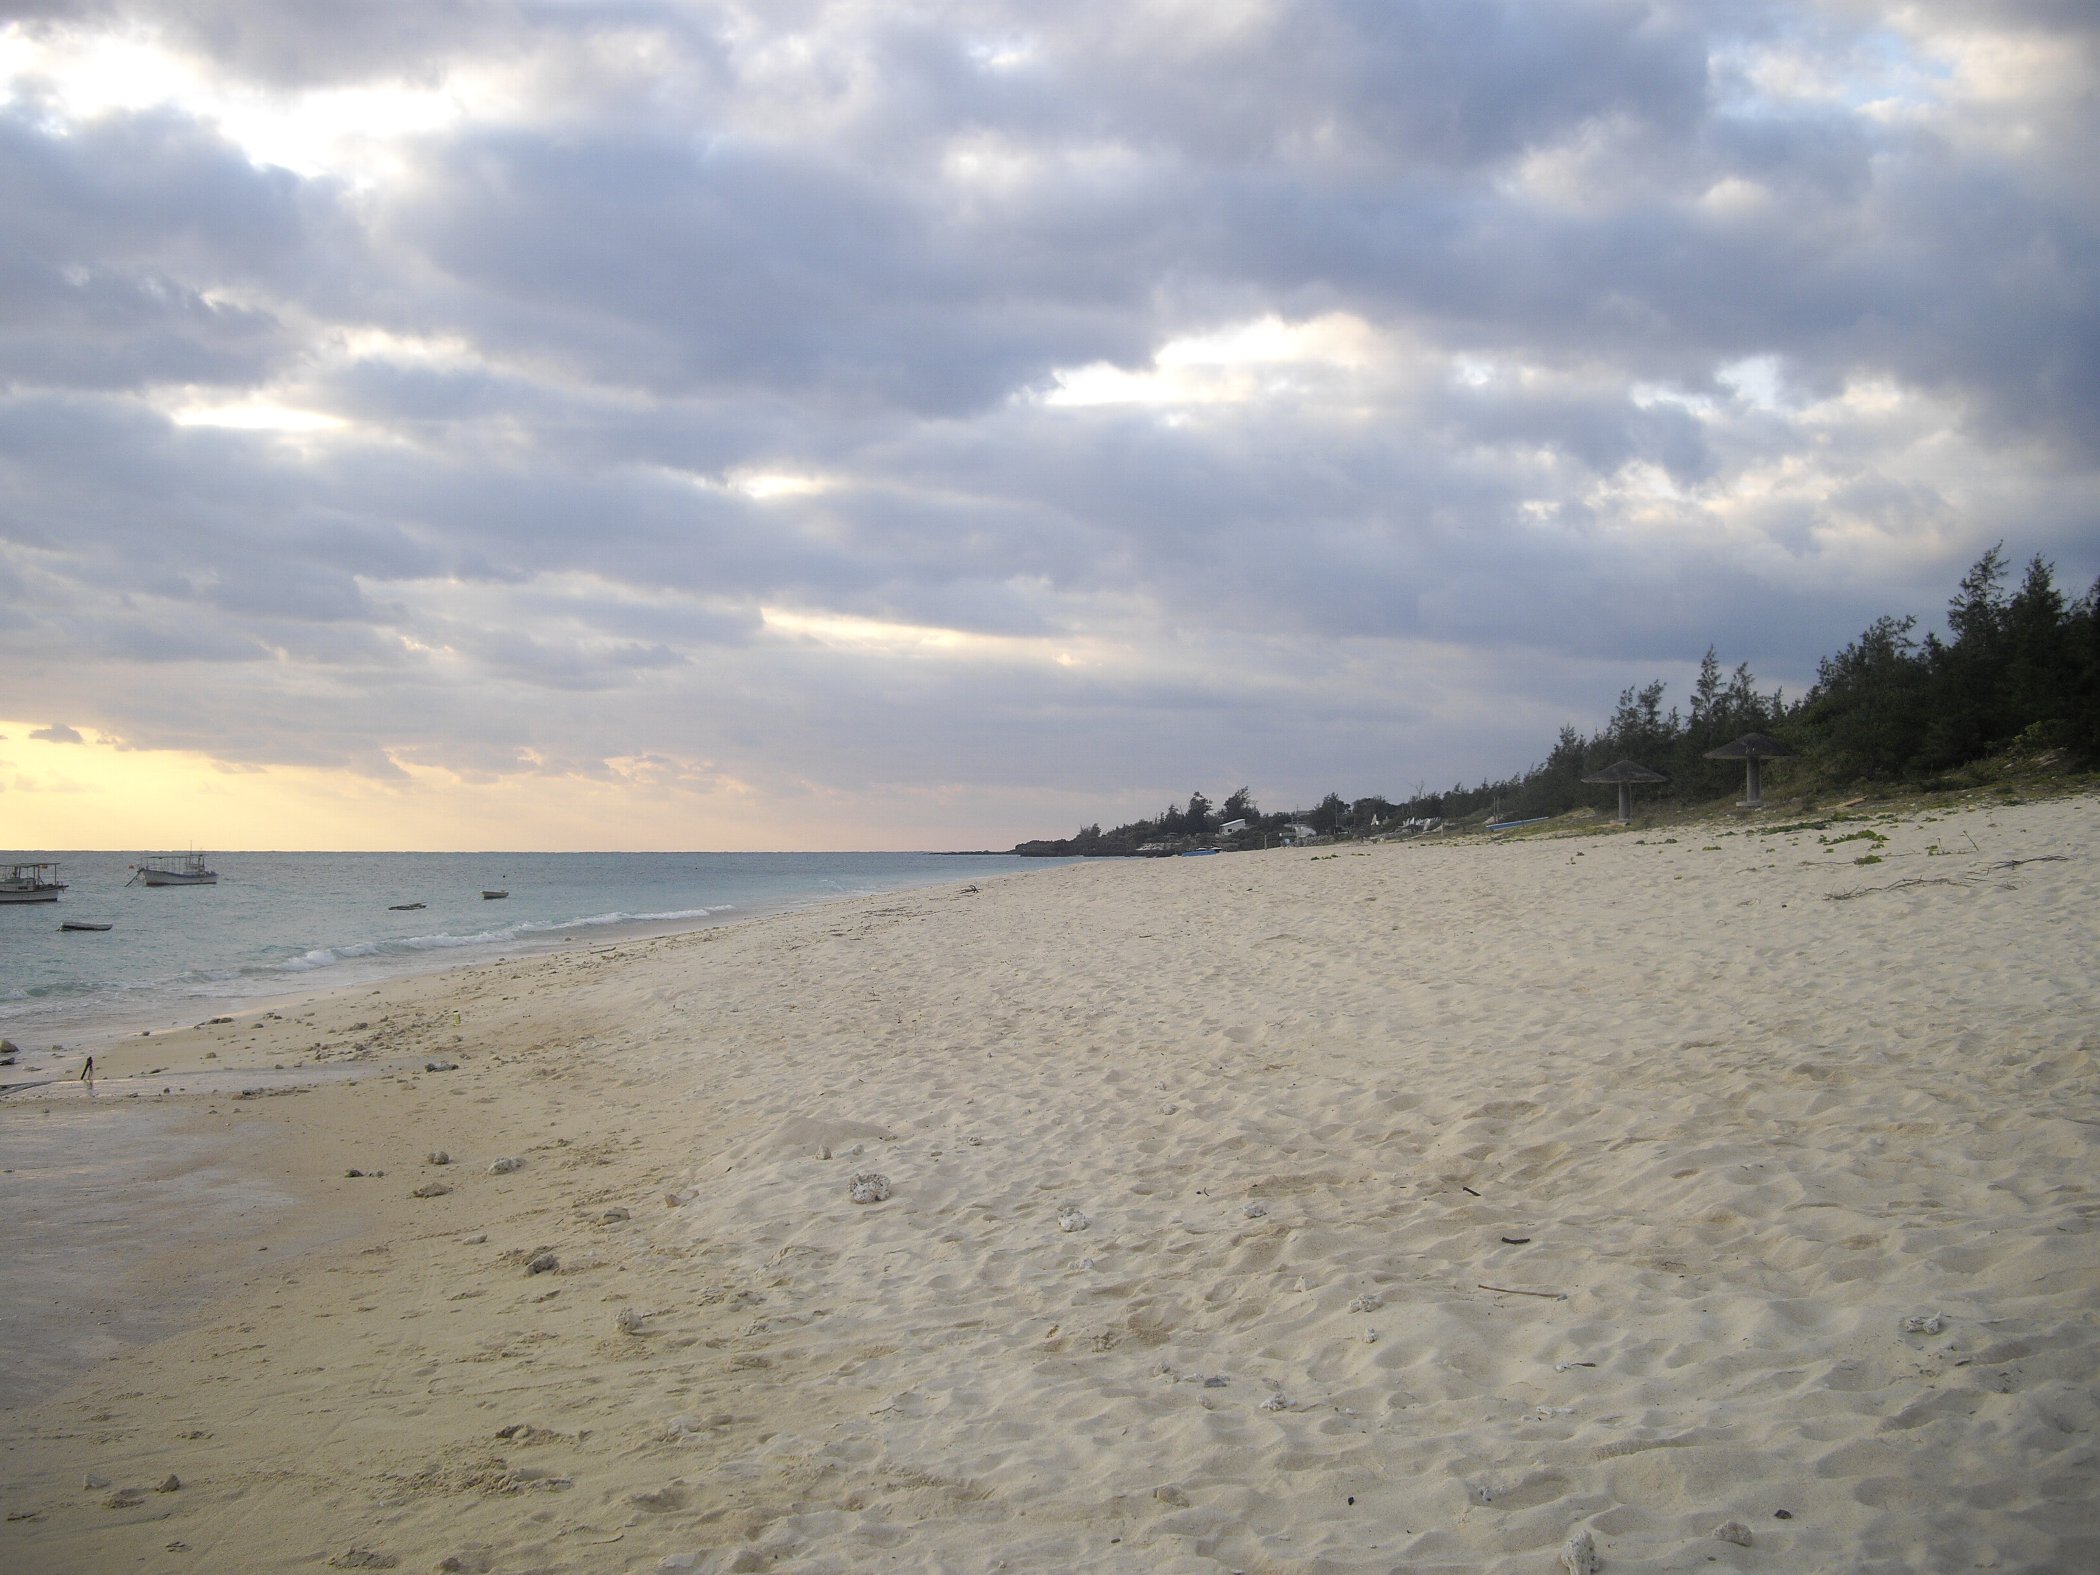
[1,1,2096,837]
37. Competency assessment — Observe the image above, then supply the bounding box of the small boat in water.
[481,889,508,900]
[1,862,67,903]
[129,851,219,887]
[389,902,427,911]
[60,920,112,932]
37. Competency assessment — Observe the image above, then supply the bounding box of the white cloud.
[169,396,349,432]
[1043,313,1385,408]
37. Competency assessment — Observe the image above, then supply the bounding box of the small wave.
[1,978,102,1006]
[1,907,748,1015]
[277,905,738,973]
[522,905,737,932]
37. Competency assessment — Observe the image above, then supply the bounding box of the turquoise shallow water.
[0,850,1064,1042]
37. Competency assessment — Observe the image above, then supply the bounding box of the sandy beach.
[2,793,2096,1573]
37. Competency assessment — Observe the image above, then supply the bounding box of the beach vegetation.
[1820,830,1887,848]
[1015,546,2098,855]
[1375,545,2098,829]
[1311,791,1350,833]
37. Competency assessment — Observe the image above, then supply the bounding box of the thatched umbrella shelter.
[1704,732,1793,809]
[1582,759,1667,824]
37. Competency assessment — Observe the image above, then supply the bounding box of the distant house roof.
[1220,818,1251,835]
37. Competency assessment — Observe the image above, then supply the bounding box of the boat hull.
[136,871,218,886]
[0,888,63,903]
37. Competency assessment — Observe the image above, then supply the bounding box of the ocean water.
[0,850,1064,1044]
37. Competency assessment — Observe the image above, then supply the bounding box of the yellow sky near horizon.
[0,721,948,852]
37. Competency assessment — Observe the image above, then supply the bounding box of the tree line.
[1015,546,2100,854]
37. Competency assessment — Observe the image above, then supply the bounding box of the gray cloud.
[0,0,536,88]
[1,1,2095,838]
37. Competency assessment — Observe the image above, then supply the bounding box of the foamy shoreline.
[2,850,1071,1063]
[11,903,753,1063]
[2,797,2095,1572]
[6,857,1045,1060]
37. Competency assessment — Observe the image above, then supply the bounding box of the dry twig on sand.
[1828,853,2070,901]
[1478,1283,1567,1300]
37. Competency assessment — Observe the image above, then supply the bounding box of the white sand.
[2,793,2096,1572]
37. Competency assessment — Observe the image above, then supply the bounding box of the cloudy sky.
[2,1,2094,850]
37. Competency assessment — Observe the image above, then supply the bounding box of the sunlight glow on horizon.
[0,719,973,852]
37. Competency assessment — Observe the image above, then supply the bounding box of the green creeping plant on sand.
[1822,829,1888,848]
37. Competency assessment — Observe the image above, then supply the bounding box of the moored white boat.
[129,851,219,886]
[1,862,67,903]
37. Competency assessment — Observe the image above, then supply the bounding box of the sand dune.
[3,793,2096,1571]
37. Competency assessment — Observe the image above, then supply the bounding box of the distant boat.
[129,851,218,887]
[60,921,112,932]
[1,862,67,903]
[481,889,508,900]
[389,902,427,911]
